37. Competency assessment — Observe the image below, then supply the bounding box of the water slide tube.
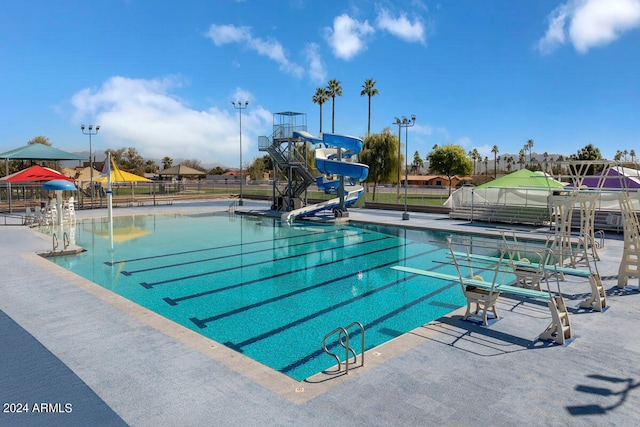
[283,131,369,222]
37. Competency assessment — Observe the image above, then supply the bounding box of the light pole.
[232,101,249,206]
[81,124,100,208]
[394,115,416,220]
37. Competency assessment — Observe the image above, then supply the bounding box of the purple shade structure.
[570,167,640,189]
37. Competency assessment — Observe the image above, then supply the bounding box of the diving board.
[452,251,606,312]
[391,266,572,345]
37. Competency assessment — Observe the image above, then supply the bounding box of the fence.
[0,179,452,213]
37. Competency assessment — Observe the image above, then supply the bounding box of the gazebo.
[157,164,206,180]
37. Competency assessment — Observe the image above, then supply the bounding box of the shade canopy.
[43,179,77,191]
[0,165,75,183]
[95,159,152,183]
[477,169,564,189]
[158,164,206,177]
[0,144,86,161]
[571,166,640,189]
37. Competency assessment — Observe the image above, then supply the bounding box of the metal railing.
[322,321,364,375]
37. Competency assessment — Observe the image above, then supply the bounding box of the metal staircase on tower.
[258,112,316,212]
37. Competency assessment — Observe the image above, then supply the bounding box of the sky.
[1,0,639,168]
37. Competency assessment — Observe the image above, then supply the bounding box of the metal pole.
[232,101,249,206]
[403,123,409,220]
[395,116,415,220]
[81,124,100,209]
[396,119,401,202]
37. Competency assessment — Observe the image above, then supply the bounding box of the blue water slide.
[321,132,363,154]
[283,131,369,222]
[312,133,369,182]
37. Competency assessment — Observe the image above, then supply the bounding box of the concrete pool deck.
[1,199,639,426]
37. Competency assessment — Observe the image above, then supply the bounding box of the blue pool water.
[50,213,495,380]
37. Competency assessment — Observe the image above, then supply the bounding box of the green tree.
[360,78,378,137]
[471,148,480,175]
[427,145,473,195]
[106,147,145,176]
[518,149,526,170]
[569,143,604,175]
[162,156,173,170]
[144,160,159,174]
[27,136,51,146]
[326,79,342,133]
[359,127,399,201]
[491,144,499,178]
[312,87,329,134]
[411,150,424,173]
[209,166,228,175]
[247,156,267,181]
[526,139,534,168]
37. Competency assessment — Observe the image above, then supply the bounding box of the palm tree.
[360,78,378,137]
[162,156,173,170]
[491,145,499,178]
[631,149,636,164]
[484,156,489,178]
[472,148,480,176]
[326,79,342,133]
[506,156,513,172]
[312,87,329,134]
[527,139,534,168]
[518,149,526,170]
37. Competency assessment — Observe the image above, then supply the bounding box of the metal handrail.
[322,321,365,375]
[52,233,58,251]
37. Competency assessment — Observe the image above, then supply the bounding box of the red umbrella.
[0,165,75,183]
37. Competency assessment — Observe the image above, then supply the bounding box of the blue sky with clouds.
[1,0,639,168]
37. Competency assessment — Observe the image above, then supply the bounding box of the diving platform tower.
[258,112,315,212]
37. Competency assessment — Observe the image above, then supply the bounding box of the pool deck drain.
[2,199,639,426]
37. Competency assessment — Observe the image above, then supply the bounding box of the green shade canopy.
[477,169,564,189]
[0,144,86,161]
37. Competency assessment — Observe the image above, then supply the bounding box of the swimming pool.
[50,213,495,380]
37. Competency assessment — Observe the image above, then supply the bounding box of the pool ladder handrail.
[52,232,70,252]
[229,200,238,216]
[322,321,364,375]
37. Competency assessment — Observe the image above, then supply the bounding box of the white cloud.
[537,4,569,54]
[324,14,375,60]
[304,43,327,84]
[71,76,269,167]
[538,0,640,54]
[571,0,640,52]
[376,8,426,43]
[206,24,304,78]
[207,24,251,45]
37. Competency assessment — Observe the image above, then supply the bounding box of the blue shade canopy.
[43,179,77,191]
